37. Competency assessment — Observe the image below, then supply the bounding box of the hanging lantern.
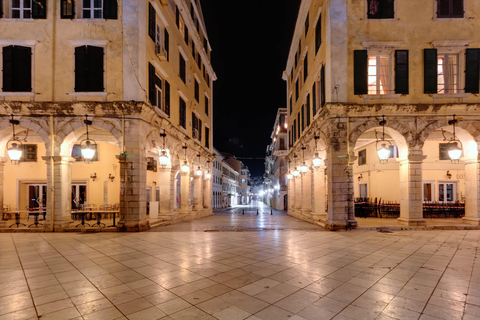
[159,130,169,167]
[293,168,300,177]
[287,173,293,180]
[312,152,322,167]
[205,160,211,179]
[300,146,308,173]
[447,115,463,163]
[80,115,96,163]
[6,115,22,164]
[377,143,391,162]
[376,115,392,164]
[195,154,202,176]
[181,144,189,172]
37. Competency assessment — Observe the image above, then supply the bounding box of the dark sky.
[201,1,301,177]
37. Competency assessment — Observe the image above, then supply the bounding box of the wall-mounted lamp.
[358,174,363,181]
[108,174,115,182]
[90,173,97,181]
[446,171,452,179]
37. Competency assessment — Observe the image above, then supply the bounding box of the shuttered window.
[465,49,480,94]
[0,0,3,18]
[148,3,156,41]
[194,78,199,102]
[164,80,170,116]
[297,113,300,138]
[437,0,464,18]
[179,54,186,83]
[305,13,309,36]
[103,0,117,19]
[32,0,46,19]
[312,82,317,116]
[61,0,75,18]
[315,15,321,53]
[205,95,209,115]
[395,50,409,94]
[205,127,210,148]
[198,119,202,142]
[148,63,162,108]
[367,0,394,19]
[301,105,305,131]
[179,97,186,128]
[321,65,326,107]
[295,79,299,101]
[74,46,104,92]
[164,29,170,61]
[2,45,32,92]
[354,50,368,95]
[306,94,311,127]
[424,49,438,94]
[303,53,308,82]
[192,112,198,138]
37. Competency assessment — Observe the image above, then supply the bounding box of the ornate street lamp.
[7,115,22,164]
[159,129,169,167]
[181,144,189,173]
[312,135,322,168]
[376,115,392,164]
[300,145,308,173]
[80,115,96,163]
[292,154,300,177]
[287,161,293,180]
[205,160,212,180]
[196,154,203,176]
[446,114,462,163]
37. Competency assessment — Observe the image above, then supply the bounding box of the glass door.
[438,182,456,203]
[71,184,87,209]
[27,184,47,208]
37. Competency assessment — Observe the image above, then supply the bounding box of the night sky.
[201,1,301,177]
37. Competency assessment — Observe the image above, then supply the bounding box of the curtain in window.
[379,56,389,94]
[369,0,379,15]
[448,56,456,93]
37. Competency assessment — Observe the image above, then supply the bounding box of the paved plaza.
[2,207,480,319]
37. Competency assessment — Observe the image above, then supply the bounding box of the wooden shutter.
[395,50,409,94]
[205,127,209,148]
[14,46,32,92]
[32,0,47,19]
[103,0,118,19]
[205,96,209,115]
[437,0,450,17]
[164,80,170,115]
[148,3,156,41]
[179,98,186,128]
[306,94,311,127]
[86,46,104,92]
[321,65,326,107]
[465,49,480,94]
[176,6,179,28]
[60,0,75,19]
[354,50,368,95]
[2,46,13,92]
[315,15,321,52]
[148,63,156,105]
[379,0,394,19]
[451,0,464,18]
[184,26,189,44]
[312,82,317,116]
[75,46,87,92]
[297,114,300,137]
[301,105,305,131]
[198,119,202,142]
[424,49,437,94]
[0,0,3,18]
[179,54,186,83]
[164,29,170,61]
[304,53,308,82]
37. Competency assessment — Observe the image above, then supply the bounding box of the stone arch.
[0,118,50,157]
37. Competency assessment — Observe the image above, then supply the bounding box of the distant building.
[264,108,288,210]
[222,152,250,204]
[212,148,224,209]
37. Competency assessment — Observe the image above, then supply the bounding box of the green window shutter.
[164,29,170,61]
[74,46,87,92]
[14,46,32,92]
[0,0,3,18]
[86,46,104,92]
[148,3,156,41]
[164,80,170,115]
[2,46,13,92]
[424,49,438,94]
[354,50,368,95]
[395,50,409,94]
[148,63,156,106]
[321,64,326,107]
[465,49,480,94]
[32,0,47,19]
[306,94,311,127]
[315,15,321,53]
[103,0,118,19]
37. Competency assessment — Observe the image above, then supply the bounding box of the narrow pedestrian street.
[149,201,322,232]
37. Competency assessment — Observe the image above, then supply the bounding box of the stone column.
[288,177,294,211]
[326,143,356,230]
[0,158,7,226]
[193,174,203,210]
[158,167,173,220]
[312,165,326,221]
[180,171,191,214]
[116,120,149,231]
[397,153,426,226]
[203,177,212,209]
[294,175,302,211]
[301,170,312,216]
[42,156,75,231]
[463,158,480,225]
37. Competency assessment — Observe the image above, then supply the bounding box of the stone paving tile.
[5,222,480,319]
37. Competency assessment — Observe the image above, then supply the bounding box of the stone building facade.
[0,0,215,231]
[264,108,288,210]
[285,0,480,230]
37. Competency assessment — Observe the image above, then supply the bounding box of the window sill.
[0,92,34,101]
[362,94,401,103]
[433,93,470,103]
[68,92,108,102]
[365,18,396,22]
[156,108,170,119]
[0,18,36,22]
[73,19,107,22]
[178,126,188,135]
[434,17,466,22]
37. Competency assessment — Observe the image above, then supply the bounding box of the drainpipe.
[50,115,55,232]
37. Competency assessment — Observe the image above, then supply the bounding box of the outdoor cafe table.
[72,210,119,228]
[4,210,45,228]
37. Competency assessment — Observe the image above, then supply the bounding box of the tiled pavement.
[2,218,480,319]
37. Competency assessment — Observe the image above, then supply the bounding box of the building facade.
[212,148,223,209]
[239,165,251,204]
[0,0,216,231]
[285,0,480,230]
[221,161,240,207]
[264,108,288,210]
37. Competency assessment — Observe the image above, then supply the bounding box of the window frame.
[434,0,465,21]
[358,149,367,166]
[82,0,103,19]
[437,52,460,94]
[365,0,396,21]
[367,53,393,96]
[11,0,32,19]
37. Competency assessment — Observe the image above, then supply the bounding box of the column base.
[312,213,326,221]
[325,219,357,231]
[397,217,426,226]
[462,217,480,225]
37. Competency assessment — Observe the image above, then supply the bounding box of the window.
[176,6,185,37]
[205,95,209,116]
[8,0,47,19]
[301,104,305,131]
[12,0,31,18]
[179,53,186,83]
[368,55,390,95]
[437,0,464,19]
[179,97,186,129]
[2,45,31,92]
[241,179,246,184]
[437,53,458,94]
[205,127,209,148]
[423,182,433,202]
[21,144,37,162]
[367,0,394,19]
[192,112,198,139]
[306,93,311,127]
[61,0,74,19]
[305,13,309,36]
[194,78,199,102]
[315,14,322,53]
[148,3,156,41]
[439,143,458,160]
[304,53,308,82]
[358,149,366,165]
[164,29,169,61]
[164,80,170,115]
[83,0,102,18]
[295,79,299,101]
[74,46,104,92]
